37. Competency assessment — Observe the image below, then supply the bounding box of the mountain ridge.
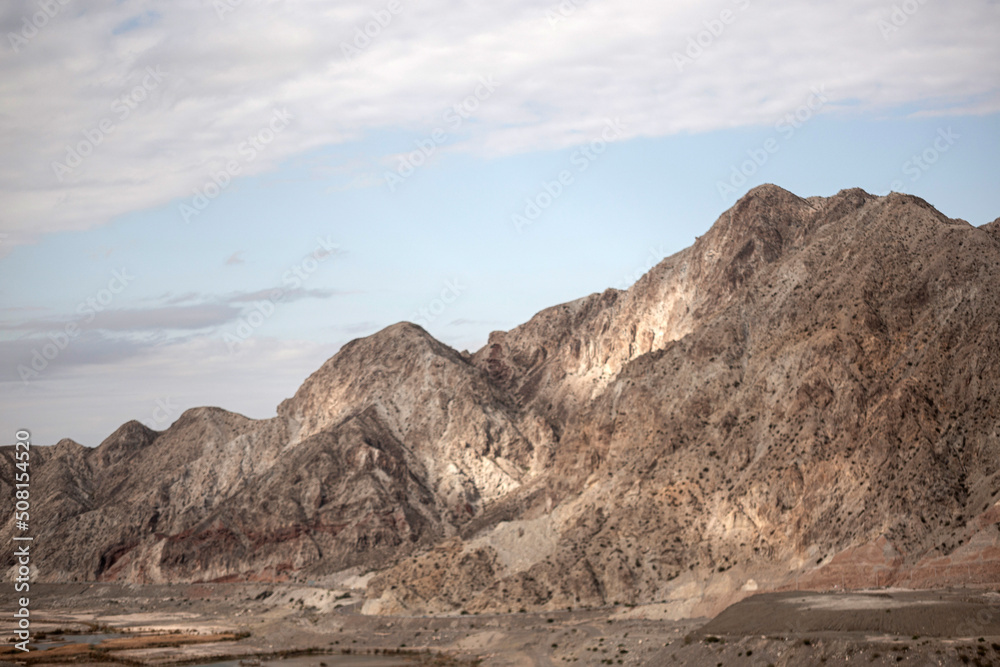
[4,184,999,618]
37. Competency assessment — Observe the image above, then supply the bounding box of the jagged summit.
[981,216,1000,240]
[53,437,84,451]
[92,420,159,469]
[3,187,999,617]
[97,419,158,448]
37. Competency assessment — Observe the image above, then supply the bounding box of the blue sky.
[1,0,998,446]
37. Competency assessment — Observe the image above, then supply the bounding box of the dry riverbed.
[2,584,999,666]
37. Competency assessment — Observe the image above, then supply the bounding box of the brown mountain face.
[4,185,999,617]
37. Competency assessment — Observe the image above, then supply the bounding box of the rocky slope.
[3,185,999,617]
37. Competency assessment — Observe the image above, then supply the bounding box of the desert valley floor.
[3,583,1000,666]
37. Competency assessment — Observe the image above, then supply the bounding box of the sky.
[1,0,998,447]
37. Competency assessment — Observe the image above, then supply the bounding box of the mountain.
[4,185,999,617]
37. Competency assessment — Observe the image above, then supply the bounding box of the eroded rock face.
[4,185,1000,616]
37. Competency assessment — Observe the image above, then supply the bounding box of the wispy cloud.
[0,331,153,382]
[0,304,242,333]
[0,335,336,445]
[226,287,346,304]
[1,0,997,247]
[0,282,352,386]
[0,287,347,338]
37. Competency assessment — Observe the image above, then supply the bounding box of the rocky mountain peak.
[53,437,85,453]
[981,216,1000,241]
[4,186,999,618]
[278,320,485,442]
[92,420,159,469]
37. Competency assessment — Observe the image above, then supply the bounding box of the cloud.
[225,251,245,265]
[225,287,347,304]
[157,292,205,306]
[0,335,337,446]
[0,287,347,341]
[0,0,998,247]
[0,280,351,387]
[0,306,46,313]
[89,304,245,331]
[1,304,242,334]
[0,330,152,383]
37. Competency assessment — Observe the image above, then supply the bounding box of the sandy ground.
[2,584,999,666]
